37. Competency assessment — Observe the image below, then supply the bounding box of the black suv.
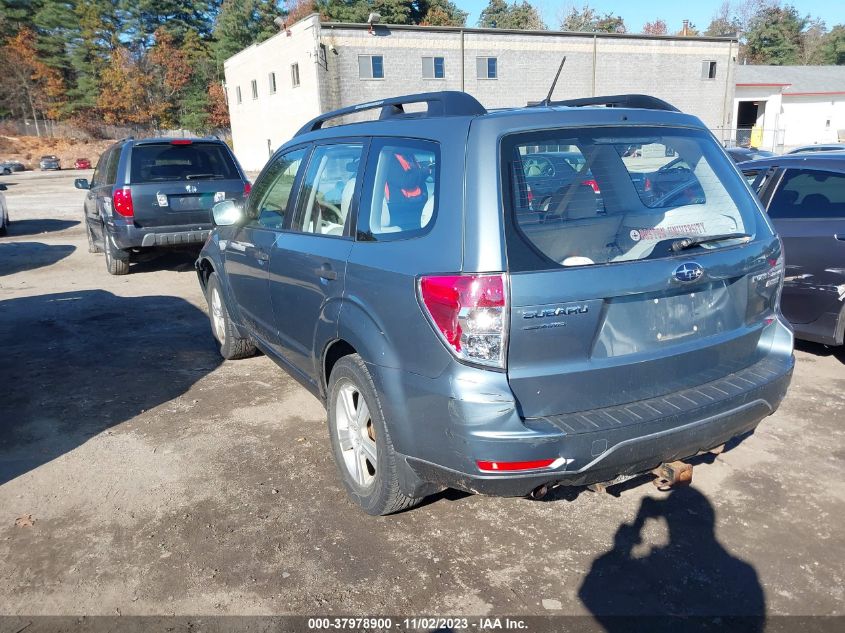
[75,138,250,275]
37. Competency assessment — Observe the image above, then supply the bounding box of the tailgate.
[131,180,245,227]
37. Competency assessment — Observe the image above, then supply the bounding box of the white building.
[224,14,738,171]
[734,65,845,152]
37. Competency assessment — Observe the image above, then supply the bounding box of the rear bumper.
[374,319,794,497]
[111,224,212,249]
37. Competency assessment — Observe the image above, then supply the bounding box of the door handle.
[255,250,270,262]
[316,265,337,280]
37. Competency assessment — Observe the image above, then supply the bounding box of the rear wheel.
[206,272,256,360]
[86,219,102,253]
[327,354,422,515]
[103,228,129,275]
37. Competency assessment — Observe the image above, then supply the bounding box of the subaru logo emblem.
[674,262,704,283]
[185,185,197,193]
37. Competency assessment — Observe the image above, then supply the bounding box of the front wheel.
[206,272,256,360]
[327,354,423,515]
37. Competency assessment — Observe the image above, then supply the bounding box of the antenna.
[541,56,566,106]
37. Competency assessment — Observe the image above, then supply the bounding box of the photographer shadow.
[579,486,765,632]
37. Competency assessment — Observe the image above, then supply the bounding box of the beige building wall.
[225,16,737,171]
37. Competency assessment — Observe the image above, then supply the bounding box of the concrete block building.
[224,14,738,170]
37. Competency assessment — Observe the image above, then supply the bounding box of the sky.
[459,0,845,33]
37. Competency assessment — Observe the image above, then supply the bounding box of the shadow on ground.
[128,248,201,275]
[4,218,79,237]
[0,290,220,485]
[579,486,765,632]
[0,242,75,276]
[795,339,844,364]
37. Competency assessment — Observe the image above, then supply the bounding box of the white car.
[0,183,8,235]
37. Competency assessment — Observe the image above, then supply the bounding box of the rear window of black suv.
[502,126,758,271]
[130,142,239,183]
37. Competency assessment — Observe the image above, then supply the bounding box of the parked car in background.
[725,147,776,164]
[74,158,92,170]
[39,155,61,170]
[0,183,9,235]
[786,143,845,155]
[1,160,26,175]
[74,137,250,275]
[196,91,794,515]
[743,152,845,346]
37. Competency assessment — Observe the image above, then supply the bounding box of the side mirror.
[74,178,90,190]
[212,200,244,226]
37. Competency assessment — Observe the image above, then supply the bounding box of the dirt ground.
[0,171,843,624]
[0,136,114,171]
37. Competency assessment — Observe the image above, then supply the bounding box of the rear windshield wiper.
[671,233,751,252]
[185,173,223,180]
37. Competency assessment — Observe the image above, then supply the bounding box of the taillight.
[170,139,193,145]
[112,187,134,218]
[244,181,252,196]
[582,178,601,194]
[526,185,534,207]
[418,273,507,369]
[644,177,652,191]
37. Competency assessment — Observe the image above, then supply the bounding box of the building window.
[268,72,277,94]
[358,55,384,80]
[251,79,258,99]
[291,63,300,87]
[422,56,445,79]
[701,61,717,80]
[236,86,242,104]
[477,56,497,80]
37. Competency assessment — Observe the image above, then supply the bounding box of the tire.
[103,227,130,275]
[206,272,256,360]
[2,168,10,175]
[327,354,423,515]
[86,219,102,253]
[0,217,6,236]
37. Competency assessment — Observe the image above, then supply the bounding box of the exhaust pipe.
[529,484,549,500]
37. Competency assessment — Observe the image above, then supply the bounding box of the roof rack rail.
[295,91,487,136]
[529,94,680,113]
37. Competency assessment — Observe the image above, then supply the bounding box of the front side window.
[358,139,439,241]
[292,144,363,236]
[358,55,384,79]
[768,168,845,219]
[504,127,757,270]
[247,148,307,229]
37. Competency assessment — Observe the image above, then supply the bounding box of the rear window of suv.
[503,126,757,270]
[130,142,239,183]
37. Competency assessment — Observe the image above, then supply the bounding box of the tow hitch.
[651,461,693,490]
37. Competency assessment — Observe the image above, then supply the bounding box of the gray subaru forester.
[196,92,794,515]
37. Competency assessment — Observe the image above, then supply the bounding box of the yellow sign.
[750,126,763,149]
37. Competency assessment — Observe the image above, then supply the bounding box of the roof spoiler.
[295,91,487,136]
[528,94,680,112]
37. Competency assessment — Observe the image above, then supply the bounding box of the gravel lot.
[0,171,843,624]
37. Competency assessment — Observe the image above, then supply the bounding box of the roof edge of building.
[315,16,738,43]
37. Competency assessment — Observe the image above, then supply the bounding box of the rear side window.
[130,143,239,183]
[357,139,439,241]
[767,169,845,219]
[293,144,363,236]
[503,127,756,270]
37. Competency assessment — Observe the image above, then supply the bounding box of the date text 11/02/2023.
[307,617,530,630]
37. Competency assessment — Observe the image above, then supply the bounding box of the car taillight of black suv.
[75,137,250,275]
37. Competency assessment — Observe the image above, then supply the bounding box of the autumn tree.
[642,19,667,36]
[97,47,150,125]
